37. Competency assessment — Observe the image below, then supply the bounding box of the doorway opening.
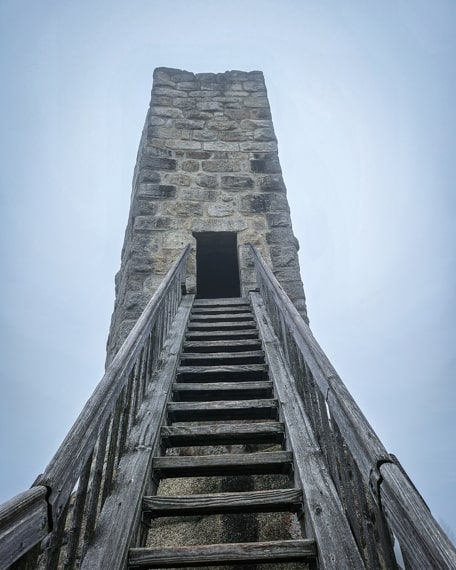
[193,232,241,298]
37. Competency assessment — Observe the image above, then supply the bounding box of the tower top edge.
[153,67,265,83]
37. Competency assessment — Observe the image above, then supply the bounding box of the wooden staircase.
[128,297,317,569]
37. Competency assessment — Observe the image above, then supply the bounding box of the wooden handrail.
[0,245,190,569]
[249,243,456,569]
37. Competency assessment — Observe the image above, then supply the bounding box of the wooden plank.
[379,461,456,569]
[80,295,194,570]
[185,329,259,341]
[160,421,285,447]
[172,380,273,401]
[180,350,264,366]
[142,488,302,517]
[183,339,262,352]
[0,486,49,569]
[190,313,254,322]
[177,364,267,381]
[167,399,278,422]
[153,451,293,478]
[188,321,256,330]
[251,292,366,570]
[192,306,251,314]
[35,246,190,528]
[193,298,249,307]
[128,539,316,568]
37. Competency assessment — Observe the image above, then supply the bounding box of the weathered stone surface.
[107,66,308,366]
[221,175,254,189]
[196,173,218,188]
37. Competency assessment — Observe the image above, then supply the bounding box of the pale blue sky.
[1,0,455,540]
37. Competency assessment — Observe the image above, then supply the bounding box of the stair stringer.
[80,295,194,570]
[250,292,365,570]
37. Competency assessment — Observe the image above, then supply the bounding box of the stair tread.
[129,539,316,568]
[153,451,293,478]
[172,381,273,401]
[185,330,259,340]
[190,313,254,322]
[181,350,264,360]
[161,421,285,447]
[193,298,249,307]
[178,364,266,374]
[167,399,278,422]
[188,321,256,330]
[183,339,262,352]
[192,307,251,315]
[142,488,303,517]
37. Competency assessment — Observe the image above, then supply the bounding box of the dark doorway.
[194,232,241,298]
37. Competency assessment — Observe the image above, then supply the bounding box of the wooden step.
[193,298,249,307]
[187,321,256,331]
[167,399,278,422]
[180,350,264,366]
[153,451,293,478]
[185,329,259,341]
[128,539,316,568]
[192,306,251,315]
[190,313,254,323]
[160,421,285,447]
[142,488,303,518]
[172,381,273,401]
[177,364,267,382]
[183,339,262,353]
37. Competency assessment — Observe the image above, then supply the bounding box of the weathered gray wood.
[172,380,273,401]
[0,486,48,570]
[183,339,262,352]
[35,246,190,528]
[185,329,259,341]
[251,292,365,570]
[190,312,254,322]
[379,461,456,569]
[80,295,194,570]
[192,306,251,314]
[167,398,278,422]
[180,350,264,365]
[142,488,302,517]
[153,451,293,478]
[193,298,249,307]
[188,320,256,330]
[177,363,267,381]
[128,539,316,568]
[160,421,285,447]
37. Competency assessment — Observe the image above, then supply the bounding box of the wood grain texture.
[251,292,366,570]
[183,339,262,352]
[79,295,194,570]
[172,380,273,401]
[35,246,190,528]
[128,539,317,568]
[153,451,293,478]
[161,421,285,447]
[0,486,48,570]
[180,350,264,365]
[142,488,302,517]
[167,398,278,421]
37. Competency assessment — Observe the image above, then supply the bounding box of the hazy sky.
[1,0,455,541]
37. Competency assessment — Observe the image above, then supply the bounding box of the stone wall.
[106,67,307,361]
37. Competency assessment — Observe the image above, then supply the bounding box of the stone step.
[128,539,317,568]
[180,350,264,366]
[172,380,273,401]
[160,421,285,447]
[142,488,303,518]
[152,451,293,479]
[167,399,278,422]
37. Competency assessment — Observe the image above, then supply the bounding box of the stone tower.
[107,67,307,361]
